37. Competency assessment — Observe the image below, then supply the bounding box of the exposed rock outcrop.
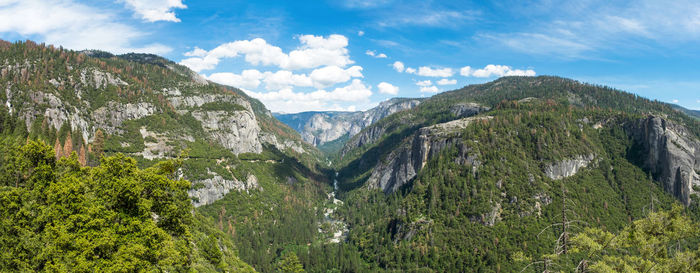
[275,98,422,147]
[188,172,260,207]
[192,110,262,155]
[544,154,596,180]
[366,116,492,193]
[625,116,700,205]
[341,102,490,157]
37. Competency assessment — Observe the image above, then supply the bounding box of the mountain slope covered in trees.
[2,40,699,273]
[321,76,700,272]
[0,40,336,272]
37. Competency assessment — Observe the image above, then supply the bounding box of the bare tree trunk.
[561,184,568,255]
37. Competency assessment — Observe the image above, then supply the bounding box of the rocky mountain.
[0,40,333,272]
[336,76,699,203]
[327,76,700,271]
[274,97,421,153]
[2,40,699,273]
[0,40,322,207]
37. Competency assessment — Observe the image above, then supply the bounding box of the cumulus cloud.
[405,67,416,74]
[411,66,454,77]
[358,30,365,36]
[206,69,264,89]
[261,70,313,90]
[460,66,472,76]
[309,65,363,88]
[122,0,187,22]
[180,34,354,72]
[184,46,208,57]
[377,82,399,95]
[243,79,373,112]
[420,86,439,93]
[415,79,439,93]
[459,64,536,78]
[437,78,457,85]
[393,61,405,72]
[0,0,171,54]
[416,80,432,87]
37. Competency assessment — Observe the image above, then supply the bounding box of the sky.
[1,0,699,113]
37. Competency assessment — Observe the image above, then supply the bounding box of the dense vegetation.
[0,121,255,272]
[3,40,700,272]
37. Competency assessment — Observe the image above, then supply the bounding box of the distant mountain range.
[274,97,422,154]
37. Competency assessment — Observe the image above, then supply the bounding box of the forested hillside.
[322,76,700,272]
[2,40,699,273]
[0,40,335,273]
[0,123,255,271]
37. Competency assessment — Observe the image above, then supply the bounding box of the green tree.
[571,205,700,272]
[277,252,305,273]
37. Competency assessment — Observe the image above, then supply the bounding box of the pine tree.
[93,129,104,159]
[277,252,305,273]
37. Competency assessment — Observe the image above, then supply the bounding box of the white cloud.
[0,0,171,54]
[459,66,472,76]
[309,65,363,88]
[420,86,439,93]
[122,0,187,23]
[261,70,313,91]
[437,78,457,85]
[206,69,264,90]
[358,30,365,36]
[672,99,679,103]
[405,67,416,74]
[243,79,373,112]
[366,50,388,58]
[184,47,207,57]
[393,61,405,72]
[180,34,354,72]
[416,80,432,87]
[410,66,454,77]
[377,82,399,95]
[466,64,536,78]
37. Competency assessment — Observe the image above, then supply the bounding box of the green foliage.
[276,252,305,273]
[571,205,700,272]
[0,139,255,272]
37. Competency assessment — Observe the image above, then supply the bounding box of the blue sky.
[1,0,699,112]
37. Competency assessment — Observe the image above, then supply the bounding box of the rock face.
[275,98,422,146]
[188,172,260,207]
[625,116,700,205]
[341,102,490,157]
[192,110,262,154]
[2,49,310,208]
[367,116,492,193]
[544,154,596,180]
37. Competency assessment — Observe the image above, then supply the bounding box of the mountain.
[671,103,700,120]
[2,40,699,273]
[328,76,700,271]
[0,40,334,272]
[274,97,422,154]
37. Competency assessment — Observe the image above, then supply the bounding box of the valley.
[0,40,699,272]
